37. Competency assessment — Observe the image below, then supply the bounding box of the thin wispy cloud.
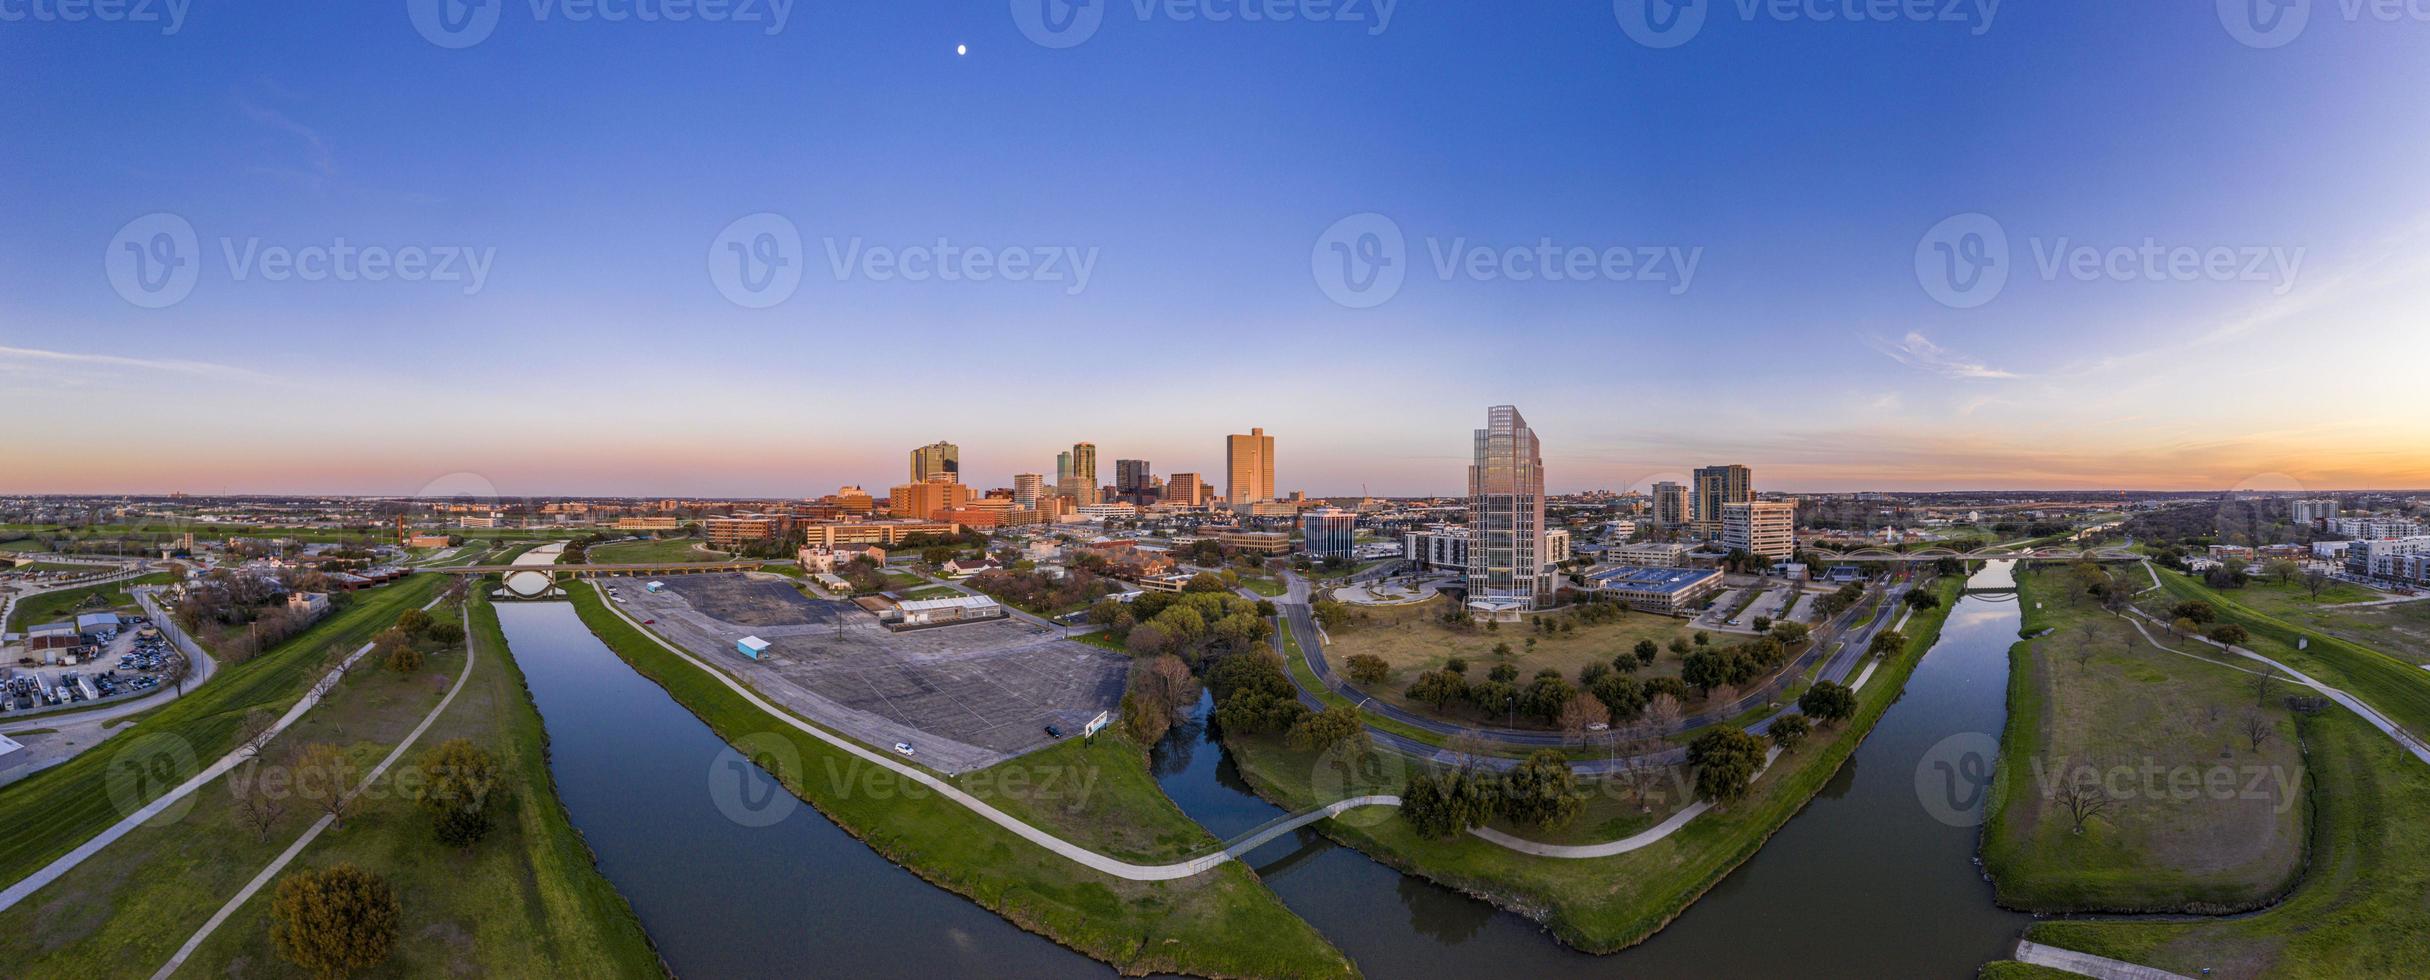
[0,344,265,380]
[1865,331,2023,380]
[239,96,338,186]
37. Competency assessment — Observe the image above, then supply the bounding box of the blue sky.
[4,1,2425,496]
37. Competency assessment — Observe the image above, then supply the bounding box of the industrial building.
[1582,565,1726,615]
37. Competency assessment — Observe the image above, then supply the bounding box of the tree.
[1768,713,1811,750]
[1751,615,1771,633]
[2072,621,2101,670]
[1407,670,1468,711]
[395,608,434,636]
[2242,711,2275,751]
[2208,624,2250,647]
[1632,639,1659,668]
[1345,653,1390,685]
[422,620,464,646]
[1866,630,1906,658]
[2251,664,2279,706]
[239,706,281,756]
[1687,727,1766,805]
[1499,750,1583,828]
[2264,559,2300,585]
[1799,681,1856,724]
[1667,637,1691,657]
[1487,662,1519,684]
[293,743,361,828]
[1681,649,1727,696]
[1642,692,1684,733]
[2171,600,2218,625]
[2054,771,2118,835]
[2302,568,2332,600]
[1556,692,1610,745]
[1902,589,1941,611]
[1768,621,1810,646]
[1402,768,1498,839]
[1589,672,1646,721]
[270,864,400,980]
[230,760,287,844]
[2170,616,2200,640]
[413,739,504,847]
[1286,705,1369,755]
[374,629,421,673]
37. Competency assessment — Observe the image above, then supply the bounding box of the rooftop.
[1584,565,1719,594]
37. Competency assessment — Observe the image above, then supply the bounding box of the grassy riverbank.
[565,585,1355,979]
[1228,574,1966,953]
[2144,569,2430,740]
[176,590,665,977]
[2026,707,2430,977]
[1981,567,2308,912]
[0,574,446,887]
[0,587,662,978]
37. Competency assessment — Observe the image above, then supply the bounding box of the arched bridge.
[1805,544,2143,563]
[421,561,769,578]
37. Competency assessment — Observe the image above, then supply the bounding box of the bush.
[271,864,401,980]
[2208,623,2251,646]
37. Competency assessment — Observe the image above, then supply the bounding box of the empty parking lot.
[606,574,1125,773]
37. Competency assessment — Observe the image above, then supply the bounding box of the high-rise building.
[1226,427,1275,504]
[1301,507,1358,560]
[2290,498,2340,526]
[1055,442,1099,505]
[1651,481,1689,528]
[1691,465,1753,530]
[1722,500,1797,559]
[1069,442,1097,488]
[1115,459,1153,500]
[889,480,974,522]
[1465,406,1549,614]
[1166,472,1208,508]
[909,441,959,484]
[1013,473,1045,508]
[1055,450,1071,484]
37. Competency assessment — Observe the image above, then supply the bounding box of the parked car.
[1044,725,1063,738]
[892,742,915,756]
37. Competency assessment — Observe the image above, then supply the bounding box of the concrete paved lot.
[607,574,1125,774]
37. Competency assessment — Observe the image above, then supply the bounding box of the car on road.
[641,619,655,625]
[1044,724,1063,738]
[892,742,915,756]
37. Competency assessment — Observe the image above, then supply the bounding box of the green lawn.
[175,590,664,978]
[2200,577,2430,665]
[585,538,732,564]
[1982,568,2307,912]
[4,572,176,632]
[2143,570,2430,742]
[899,585,963,600]
[0,574,446,888]
[2026,707,2430,978]
[565,585,1354,979]
[1241,575,1288,597]
[1229,573,1967,953]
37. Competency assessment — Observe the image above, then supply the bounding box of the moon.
[955,43,967,56]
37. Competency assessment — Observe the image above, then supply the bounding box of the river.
[501,561,2030,977]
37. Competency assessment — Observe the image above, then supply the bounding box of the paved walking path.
[152,607,481,978]
[2121,611,2430,765]
[2013,939,2196,980]
[0,593,447,914]
[1472,748,1782,859]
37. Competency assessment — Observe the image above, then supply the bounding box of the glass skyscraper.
[1465,405,1547,614]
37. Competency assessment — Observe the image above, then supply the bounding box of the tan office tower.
[1013,473,1045,507]
[1691,464,1752,526]
[1226,427,1275,504]
[1166,472,1207,507]
[1652,481,1689,528]
[909,441,959,483]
